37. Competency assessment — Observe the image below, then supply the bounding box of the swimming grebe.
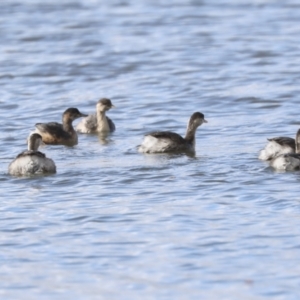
[8,133,56,176]
[138,112,207,153]
[270,129,300,170]
[34,108,87,146]
[76,98,115,133]
[258,134,295,160]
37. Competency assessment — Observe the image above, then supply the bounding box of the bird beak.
[80,113,88,117]
[204,119,208,123]
[111,105,116,108]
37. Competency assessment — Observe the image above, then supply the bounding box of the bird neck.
[296,143,299,154]
[62,116,74,132]
[296,131,300,153]
[96,109,106,120]
[28,138,39,151]
[184,126,197,148]
[27,139,36,151]
[96,110,110,131]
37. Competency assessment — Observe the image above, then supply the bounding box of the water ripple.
[1,0,300,299]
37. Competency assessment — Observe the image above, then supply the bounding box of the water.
[1,0,300,299]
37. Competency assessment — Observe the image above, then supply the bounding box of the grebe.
[138,112,207,153]
[76,98,115,133]
[8,133,56,176]
[270,129,300,171]
[258,134,295,161]
[34,108,87,146]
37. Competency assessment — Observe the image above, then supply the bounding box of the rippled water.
[1,0,300,299]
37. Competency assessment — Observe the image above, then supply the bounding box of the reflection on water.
[96,134,114,145]
[1,0,300,299]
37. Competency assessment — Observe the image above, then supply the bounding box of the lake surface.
[1,0,300,299]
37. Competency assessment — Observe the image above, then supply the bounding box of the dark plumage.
[16,150,46,159]
[267,137,295,149]
[138,112,207,153]
[146,131,186,144]
[35,108,87,146]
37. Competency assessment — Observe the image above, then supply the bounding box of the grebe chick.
[138,112,207,154]
[270,129,300,171]
[8,133,56,176]
[34,108,87,146]
[258,134,295,161]
[76,98,115,133]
